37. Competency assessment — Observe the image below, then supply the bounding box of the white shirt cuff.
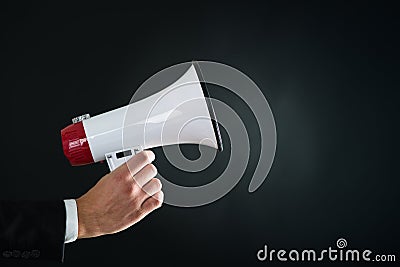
[63,199,79,243]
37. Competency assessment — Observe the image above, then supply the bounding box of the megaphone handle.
[105,145,143,172]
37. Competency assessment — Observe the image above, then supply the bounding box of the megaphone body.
[61,64,222,171]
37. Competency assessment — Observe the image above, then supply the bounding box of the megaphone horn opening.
[199,80,223,152]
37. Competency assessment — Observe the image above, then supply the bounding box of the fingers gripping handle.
[105,145,143,171]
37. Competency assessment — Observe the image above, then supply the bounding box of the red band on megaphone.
[61,121,94,166]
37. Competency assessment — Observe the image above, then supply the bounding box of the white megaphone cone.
[61,64,223,171]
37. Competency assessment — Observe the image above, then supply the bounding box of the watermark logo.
[336,238,347,249]
[257,238,396,262]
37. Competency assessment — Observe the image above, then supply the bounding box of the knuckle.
[111,171,125,181]
[139,151,155,164]
[141,152,151,163]
[125,184,135,196]
[152,178,162,190]
[156,191,164,205]
[153,197,163,209]
[148,164,158,176]
[131,179,142,191]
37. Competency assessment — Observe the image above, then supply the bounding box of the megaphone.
[61,64,223,171]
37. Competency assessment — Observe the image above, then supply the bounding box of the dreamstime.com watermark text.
[257,238,396,262]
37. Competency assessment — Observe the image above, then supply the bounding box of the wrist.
[76,197,100,239]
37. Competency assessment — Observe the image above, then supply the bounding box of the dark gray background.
[1,1,399,266]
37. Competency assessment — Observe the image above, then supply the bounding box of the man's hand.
[76,150,163,239]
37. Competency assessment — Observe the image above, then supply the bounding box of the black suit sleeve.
[0,200,66,262]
